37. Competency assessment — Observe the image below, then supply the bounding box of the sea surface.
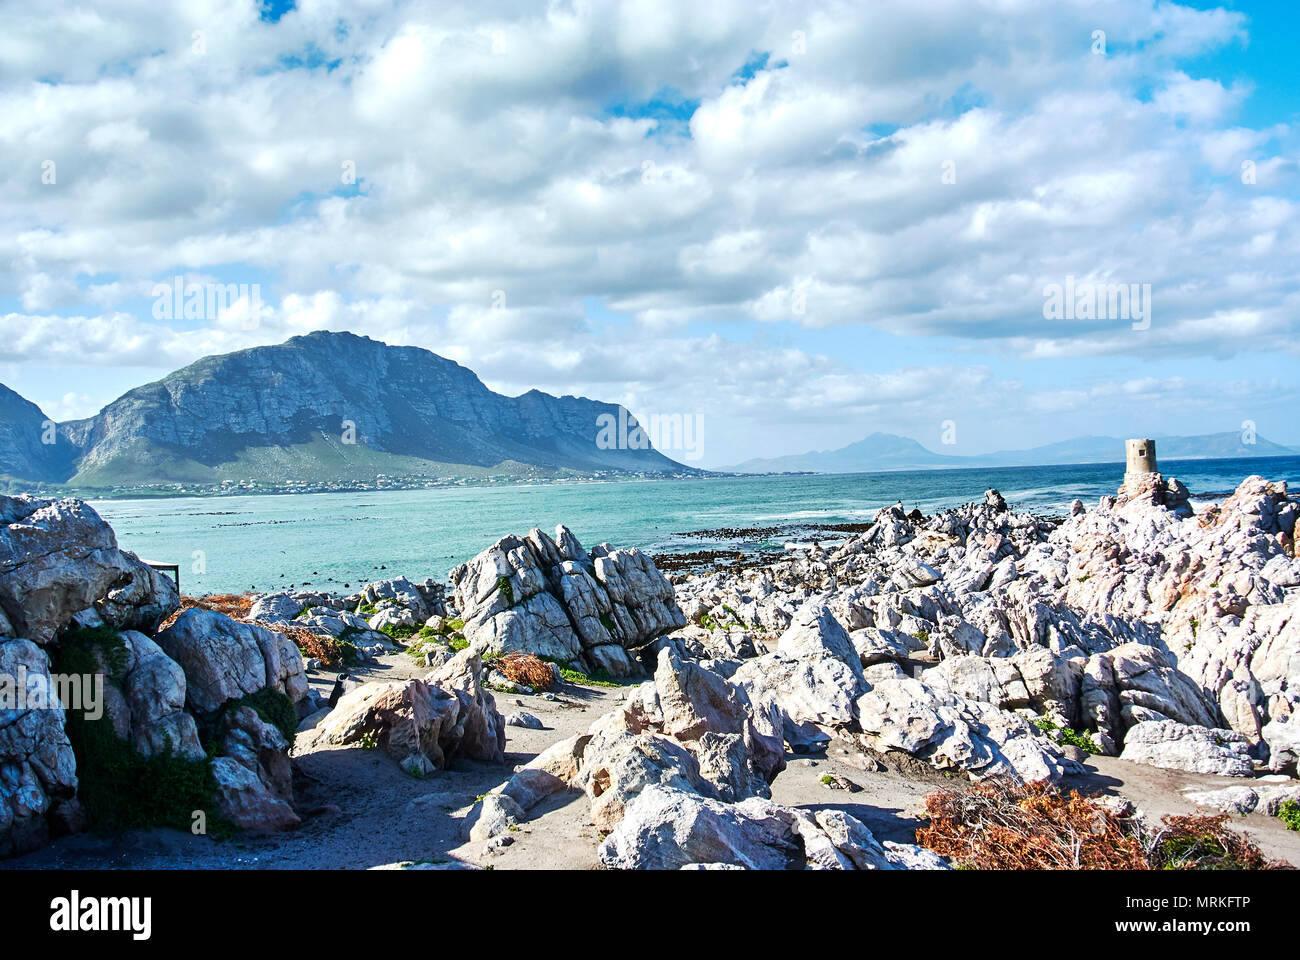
[90,456,1300,597]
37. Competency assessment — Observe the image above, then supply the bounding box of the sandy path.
[0,654,621,870]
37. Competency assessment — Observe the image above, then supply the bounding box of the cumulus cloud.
[0,0,1295,461]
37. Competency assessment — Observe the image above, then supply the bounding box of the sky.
[1,0,1298,469]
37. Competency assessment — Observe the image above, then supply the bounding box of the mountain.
[0,331,690,487]
[728,430,1299,474]
[0,384,78,483]
[729,433,964,473]
[1141,433,1297,460]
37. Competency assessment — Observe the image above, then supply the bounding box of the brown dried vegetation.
[160,593,254,630]
[917,779,1289,870]
[264,621,353,668]
[488,652,557,691]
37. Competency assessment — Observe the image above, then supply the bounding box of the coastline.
[83,455,1300,598]
[4,467,1298,873]
[13,451,1296,503]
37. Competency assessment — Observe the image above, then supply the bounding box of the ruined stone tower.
[1125,438,1157,478]
[1116,438,1191,516]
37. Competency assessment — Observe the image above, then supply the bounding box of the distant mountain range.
[0,331,691,488]
[726,431,1299,474]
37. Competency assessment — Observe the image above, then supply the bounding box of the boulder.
[576,706,718,832]
[799,809,949,871]
[209,705,298,831]
[464,792,525,842]
[1186,782,1300,816]
[304,678,459,769]
[0,496,134,645]
[360,577,432,620]
[776,602,866,687]
[927,647,1082,728]
[500,735,588,812]
[305,650,504,769]
[154,608,309,714]
[248,593,303,624]
[465,590,584,665]
[0,638,78,856]
[425,648,506,763]
[597,784,949,871]
[854,677,1077,782]
[894,557,942,589]
[115,631,204,762]
[368,605,417,634]
[98,552,180,634]
[730,601,868,752]
[1119,720,1253,777]
[653,644,784,784]
[1262,715,1299,774]
[731,653,860,752]
[597,785,804,870]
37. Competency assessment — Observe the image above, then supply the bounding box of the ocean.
[89,456,1300,597]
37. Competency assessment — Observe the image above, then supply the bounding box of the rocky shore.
[2,469,1298,869]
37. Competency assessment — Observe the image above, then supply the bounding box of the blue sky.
[2,0,1298,467]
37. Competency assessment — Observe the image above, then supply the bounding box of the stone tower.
[1125,438,1157,478]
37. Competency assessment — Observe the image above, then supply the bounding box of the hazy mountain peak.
[728,430,1297,474]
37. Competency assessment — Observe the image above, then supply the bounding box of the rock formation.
[450,525,687,677]
[302,648,505,774]
[0,495,313,855]
[468,638,947,870]
[673,473,1300,776]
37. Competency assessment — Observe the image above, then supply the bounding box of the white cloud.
[0,0,1295,458]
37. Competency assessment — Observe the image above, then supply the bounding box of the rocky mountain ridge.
[0,331,690,486]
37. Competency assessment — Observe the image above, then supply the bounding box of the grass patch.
[1278,799,1300,832]
[221,687,299,744]
[379,622,419,642]
[540,657,622,688]
[1033,717,1101,755]
[405,635,454,664]
[60,625,130,680]
[496,576,515,606]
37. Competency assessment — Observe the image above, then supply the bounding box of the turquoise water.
[90,456,1300,596]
